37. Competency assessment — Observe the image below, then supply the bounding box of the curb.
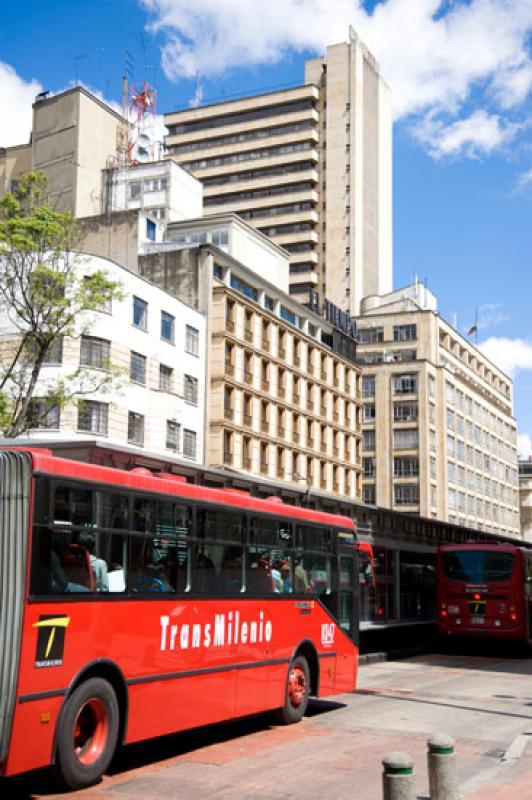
[359,646,430,665]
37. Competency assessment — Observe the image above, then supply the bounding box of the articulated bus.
[437,543,532,642]
[0,449,360,789]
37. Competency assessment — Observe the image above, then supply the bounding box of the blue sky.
[1,1,531,450]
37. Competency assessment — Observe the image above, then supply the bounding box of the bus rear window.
[443,550,515,583]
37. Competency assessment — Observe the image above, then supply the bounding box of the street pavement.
[5,650,532,799]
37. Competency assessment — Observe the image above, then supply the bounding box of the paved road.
[6,651,532,799]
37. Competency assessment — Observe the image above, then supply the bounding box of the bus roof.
[12,448,356,531]
[438,542,523,553]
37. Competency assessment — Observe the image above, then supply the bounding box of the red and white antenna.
[128,82,157,164]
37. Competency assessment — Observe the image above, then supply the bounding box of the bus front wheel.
[55,677,119,789]
[277,655,310,724]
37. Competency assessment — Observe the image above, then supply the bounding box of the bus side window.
[129,535,176,594]
[296,525,331,595]
[53,486,93,527]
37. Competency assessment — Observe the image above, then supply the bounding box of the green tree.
[0,171,123,437]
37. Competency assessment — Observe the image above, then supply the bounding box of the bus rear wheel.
[277,655,310,724]
[55,677,119,789]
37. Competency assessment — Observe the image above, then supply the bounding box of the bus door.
[524,551,532,641]
[336,538,359,643]
[357,542,375,623]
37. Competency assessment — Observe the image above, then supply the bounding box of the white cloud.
[141,0,532,124]
[477,302,510,330]
[478,337,532,378]
[0,62,42,147]
[414,110,521,158]
[518,433,532,459]
[517,167,532,190]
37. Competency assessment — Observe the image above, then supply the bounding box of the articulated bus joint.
[52,658,129,762]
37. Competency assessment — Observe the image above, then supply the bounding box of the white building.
[102,159,203,224]
[2,254,206,463]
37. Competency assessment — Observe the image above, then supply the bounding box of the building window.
[183,429,197,459]
[230,274,257,301]
[212,228,228,247]
[159,364,174,391]
[80,336,110,369]
[144,177,167,192]
[146,218,157,242]
[394,484,419,506]
[133,296,148,330]
[393,402,418,422]
[362,404,376,422]
[28,399,60,429]
[393,374,418,394]
[184,374,199,405]
[42,337,63,365]
[128,411,145,446]
[161,311,175,342]
[393,324,417,342]
[363,457,376,478]
[280,306,297,326]
[393,428,419,449]
[362,375,375,397]
[129,182,141,200]
[130,352,147,385]
[357,327,384,344]
[185,325,200,356]
[363,484,376,504]
[166,420,180,451]
[394,457,419,477]
[77,400,108,435]
[362,430,375,451]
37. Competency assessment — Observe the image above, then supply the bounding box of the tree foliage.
[0,171,123,437]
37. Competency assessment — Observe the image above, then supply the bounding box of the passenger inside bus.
[51,549,90,593]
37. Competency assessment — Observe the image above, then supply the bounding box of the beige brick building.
[356,285,520,537]
[519,460,532,542]
[139,215,362,499]
[164,30,392,315]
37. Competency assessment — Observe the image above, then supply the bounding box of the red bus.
[0,448,360,789]
[437,543,532,642]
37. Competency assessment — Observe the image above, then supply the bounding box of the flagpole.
[475,306,478,344]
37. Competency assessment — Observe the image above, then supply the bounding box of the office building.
[356,284,520,537]
[164,29,392,314]
[139,214,362,498]
[519,460,532,542]
[0,254,206,462]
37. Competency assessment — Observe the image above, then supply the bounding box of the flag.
[467,323,477,336]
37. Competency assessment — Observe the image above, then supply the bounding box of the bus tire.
[276,655,310,724]
[55,677,119,789]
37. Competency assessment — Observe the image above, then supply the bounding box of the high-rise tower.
[164,30,392,315]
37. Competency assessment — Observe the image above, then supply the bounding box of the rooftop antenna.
[122,50,134,118]
[128,82,157,164]
[71,53,87,86]
[140,31,148,82]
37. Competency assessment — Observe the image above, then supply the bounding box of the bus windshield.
[443,550,515,583]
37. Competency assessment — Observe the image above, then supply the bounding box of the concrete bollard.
[382,752,416,800]
[427,733,459,800]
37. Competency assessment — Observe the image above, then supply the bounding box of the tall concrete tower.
[306,29,392,314]
[164,29,392,315]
